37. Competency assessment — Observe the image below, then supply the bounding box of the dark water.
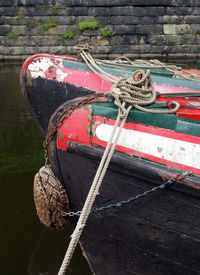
[0,64,91,275]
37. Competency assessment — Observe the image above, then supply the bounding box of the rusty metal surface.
[44,93,107,152]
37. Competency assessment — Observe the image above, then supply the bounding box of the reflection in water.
[0,65,91,275]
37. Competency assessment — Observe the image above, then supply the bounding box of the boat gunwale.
[65,141,200,195]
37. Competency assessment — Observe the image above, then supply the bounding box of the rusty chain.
[43,93,106,152]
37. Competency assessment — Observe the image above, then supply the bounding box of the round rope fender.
[33,166,70,229]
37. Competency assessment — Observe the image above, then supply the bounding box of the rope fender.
[33,165,70,229]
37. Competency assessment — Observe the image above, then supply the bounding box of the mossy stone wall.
[0,0,200,62]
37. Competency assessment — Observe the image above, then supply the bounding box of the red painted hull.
[57,109,200,176]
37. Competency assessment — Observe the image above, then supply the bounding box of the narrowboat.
[20,52,200,275]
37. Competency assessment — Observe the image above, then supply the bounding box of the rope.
[58,46,180,274]
[96,56,200,82]
[109,70,180,114]
[58,103,131,275]
[75,44,117,84]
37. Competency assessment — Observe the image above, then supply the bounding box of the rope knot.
[74,43,92,60]
[109,69,180,115]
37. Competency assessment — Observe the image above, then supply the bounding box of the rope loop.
[74,43,93,60]
[74,43,93,53]
[109,69,179,115]
[96,56,200,82]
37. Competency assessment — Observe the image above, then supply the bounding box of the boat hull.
[20,73,94,135]
[45,96,200,274]
[20,54,200,274]
[49,140,200,275]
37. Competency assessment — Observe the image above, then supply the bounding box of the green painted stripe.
[97,63,174,77]
[196,60,200,69]
[63,59,200,91]
[97,61,186,77]
[92,101,200,137]
[164,93,200,97]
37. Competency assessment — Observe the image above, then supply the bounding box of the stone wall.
[0,0,200,62]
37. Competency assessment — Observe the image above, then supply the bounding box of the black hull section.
[20,75,94,134]
[49,142,200,275]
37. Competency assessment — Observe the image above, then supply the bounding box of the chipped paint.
[86,105,96,137]
[157,147,163,153]
[48,66,57,80]
[28,57,62,79]
[87,122,96,138]
[87,105,93,122]
[57,128,64,149]
[56,68,69,82]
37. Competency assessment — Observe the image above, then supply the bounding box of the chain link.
[61,171,191,217]
[44,93,106,152]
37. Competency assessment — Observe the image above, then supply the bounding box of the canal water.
[0,64,91,275]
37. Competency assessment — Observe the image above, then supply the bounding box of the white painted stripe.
[96,124,200,169]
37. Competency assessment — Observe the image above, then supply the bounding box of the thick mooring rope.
[109,70,180,114]
[58,105,131,275]
[75,44,117,84]
[58,46,180,274]
[97,56,200,82]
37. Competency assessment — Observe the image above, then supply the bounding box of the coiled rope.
[109,70,180,114]
[58,46,180,275]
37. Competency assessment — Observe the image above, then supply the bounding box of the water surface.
[0,64,91,275]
